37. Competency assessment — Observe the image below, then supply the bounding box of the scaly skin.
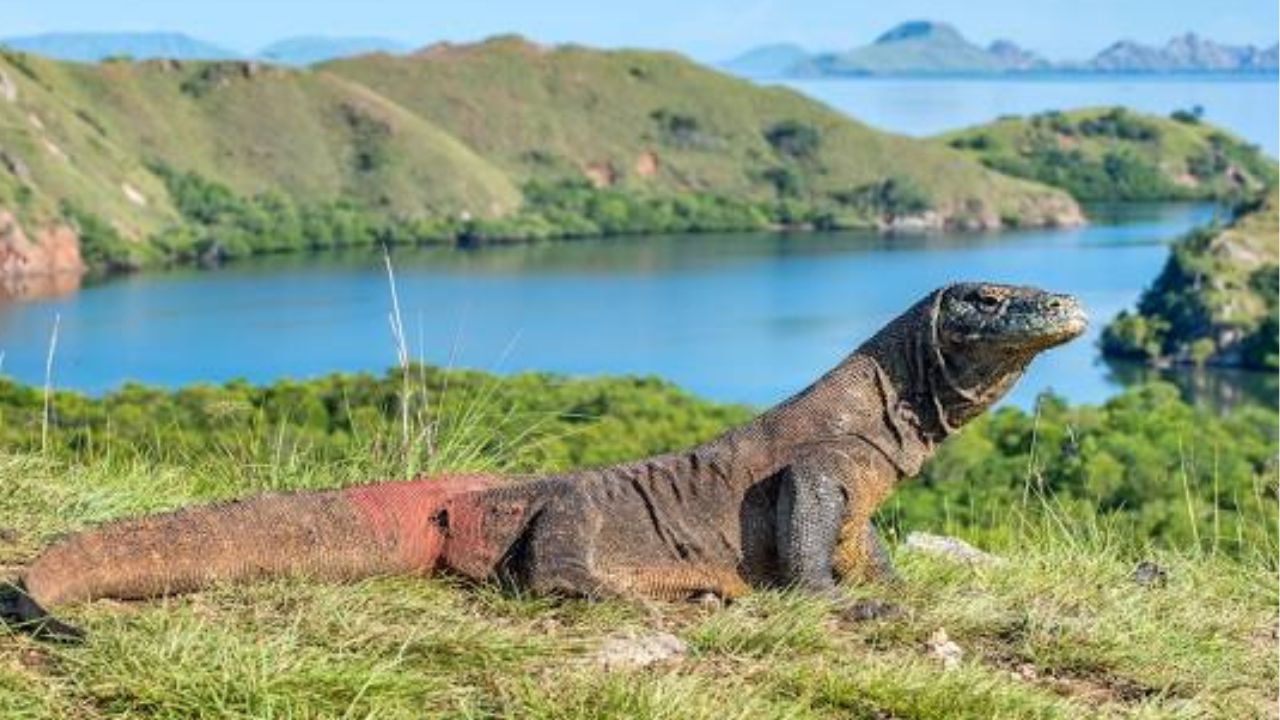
[4,283,1086,639]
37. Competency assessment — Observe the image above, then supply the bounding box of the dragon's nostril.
[1046,297,1064,310]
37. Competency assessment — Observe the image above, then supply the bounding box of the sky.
[6,0,1279,62]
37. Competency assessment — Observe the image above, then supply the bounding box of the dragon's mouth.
[1035,294,1089,349]
[1034,297,1085,351]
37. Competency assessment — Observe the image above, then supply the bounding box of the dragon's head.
[927,282,1087,426]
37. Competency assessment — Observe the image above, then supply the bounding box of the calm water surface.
[779,75,1279,156]
[4,202,1269,411]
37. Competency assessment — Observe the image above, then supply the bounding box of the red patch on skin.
[439,493,528,579]
[344,474,497,573]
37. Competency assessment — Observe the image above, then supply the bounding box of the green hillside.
[1103,190,1278,370]
[0,37,1081,274]
[0,50,520,234]
[325,37,1078,228]
[939,107,1277,201]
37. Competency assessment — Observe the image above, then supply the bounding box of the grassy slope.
[0,54,177,236]
[0,451,1273,719]
[0,50,521,239]
[321,37,1078,227]
[938,107,1278,201]
[1202,192,1280,323]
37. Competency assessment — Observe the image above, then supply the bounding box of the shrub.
[764,120,820,161]
[1078,108,1160,142]
[948,134,991,150]
[1170,107,1203,124]
[833,177,932,219]
[649,109,715,149]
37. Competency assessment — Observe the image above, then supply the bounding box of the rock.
[904,532,1004,566]
[583,161,617,188]
[42,139,68,162]
[839,598,901,622]
[1132,560,1168,587]
[926,628,963,670]
[1010,662,1038,681]
[881,210,945,234]
[692,591,723,610]
[591,632,687,670]
[0,211,85,280]
[0,151,30,182]
[121,182,148,207]
[0,71,15,103]
[634,150,659,178]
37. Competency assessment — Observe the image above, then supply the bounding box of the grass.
[0,444,1274,718]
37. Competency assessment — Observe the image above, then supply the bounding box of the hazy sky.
[7,0,1279,62]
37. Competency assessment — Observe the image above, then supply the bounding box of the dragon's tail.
[6,475,496,639]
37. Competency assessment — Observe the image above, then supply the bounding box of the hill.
[1102,191,1279,370]
[0,36,1081,276]
[795,21,1040,76]
[938,107,1278,201]
[1083,33,1279,73]
[0,32,417,67]
[726,24,1277,77]
[720,43,810,77]
[258,36,409,66]
[0,48,522,270]
[322,37,1078,223]
[0,32,238,63]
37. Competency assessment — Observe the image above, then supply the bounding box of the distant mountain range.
[0,32,408,66]
[0,32,238,63]
[5,27,1274,76]
[725,21,1279,77]
[257,36,409,66]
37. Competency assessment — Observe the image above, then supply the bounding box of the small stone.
[926,628,964,670]
[904,532,1004,566]
[121,183,148,207]
[840,598,900,622]
[18,648,52,670]
[591,632,687,670]
[1012,662,1038,681]
[0,151,29,182]
[693,591,723,610]
[1132,560,1168,587]
[0,71,15,103]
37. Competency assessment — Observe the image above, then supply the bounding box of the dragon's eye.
[969,290,1002,312]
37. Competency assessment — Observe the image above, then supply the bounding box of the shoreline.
[0,206,1089,302]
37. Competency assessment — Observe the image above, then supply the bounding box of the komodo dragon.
[3,282,1086,639]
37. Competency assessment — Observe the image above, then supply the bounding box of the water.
[5,202,1268,411]
[778,75,1279,156]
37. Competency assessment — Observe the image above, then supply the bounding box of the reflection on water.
[0,201,1271,413]
[1104,359,1278,414]
[0,271,82,303]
